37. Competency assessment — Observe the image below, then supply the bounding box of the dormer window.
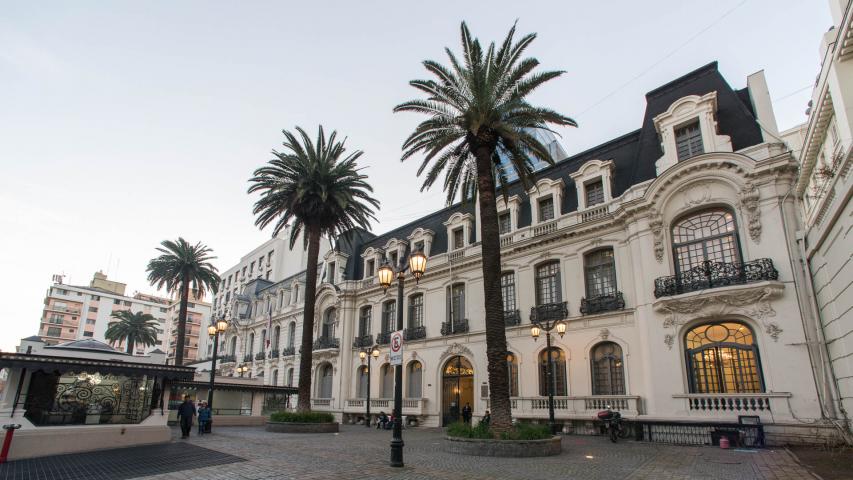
[452,228,465,250]
[414,240,425,253]
[675,120,704,161]
[389,251,398,266]
[538,196,554,222]
[366,259,375,277]
[498,212,512,234]
[585,179,605,207]
[327,261,336,283]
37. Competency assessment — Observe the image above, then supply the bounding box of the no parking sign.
[390,330,404,365]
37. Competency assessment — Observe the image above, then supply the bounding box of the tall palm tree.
[105,310,160,354]
[394,22,577,432]
[248,126,380,412]
[146,238,220,365]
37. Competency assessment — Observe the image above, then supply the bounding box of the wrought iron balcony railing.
[376,331,392,345]
[281,347,296,357]
[243,354,253,363]
[529,302,569,324]
[269,349,280,359]
[218,354,236,363]
[580,292,625,315]
[504,310,522,326]
[653,259,779,298]
[404,325,426,341]
[352,334,373,348]
[312,337,340,351]
[441,319,469,336]
[255,351,266,361]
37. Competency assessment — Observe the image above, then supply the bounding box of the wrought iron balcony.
[441,319,469,336]
[580,292,626,315]
[242,354,253,363]
[255,351,266,361]
[312,337,340,351]
[529,302,569,324]
[269,349,280,359]
[218,354,236,363]
[376,331,392,345]
[352,334,373,348]
[504,310,521,326]
[404,325,426,341]
[281,347,296,357]
[654,258,779,298]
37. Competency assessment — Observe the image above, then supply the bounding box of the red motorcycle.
[597,407,628,442]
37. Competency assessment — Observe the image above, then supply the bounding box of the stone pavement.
[132,425,817,480]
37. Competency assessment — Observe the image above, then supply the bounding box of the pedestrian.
[481,410,491,427]
[377,411,389,430]
[177,395,196,439]
[197,402,211,435]
[462,402,472,424]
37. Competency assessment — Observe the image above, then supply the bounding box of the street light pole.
[545,330,556,434]
[530,312,566,435]
[206,318,228,433]
[359,346,380,428]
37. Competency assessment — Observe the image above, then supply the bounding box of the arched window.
[286,368,294,387]
[685,322,764,393]
[535,261,562,305]
[317,363,333,398]
[271,369,279,386]
[584,249,617,298]
[407,361,423,398]
[322,308,336,339]
[288,322,296,350]
[229,336,237,355]
[260,329,267,351]
[408,294,424,329]
[272,325,280,351]
[538,347,567,396]
[356,366,369,398]
[501,272,517,313]
[672,208,740,275]
[591,342,625,395]
[247,332,255,356]
[507,352,519,397]
[359,306,372,337]
[380,363,394,398]
[381,301,395,334]
[446,283,465,325]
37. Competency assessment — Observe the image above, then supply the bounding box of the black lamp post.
[206,318,229,407]
[236,365,249,377]
[377,246,427,468]
[530,315,566,435]
[358,346,381,428]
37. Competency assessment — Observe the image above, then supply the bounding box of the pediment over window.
[443,213,474,250]
[528,178,564,224]
[653,92,733,175]
[570,160,614,210]
[407,228,435,257]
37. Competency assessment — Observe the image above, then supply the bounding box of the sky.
[0,1,831,351]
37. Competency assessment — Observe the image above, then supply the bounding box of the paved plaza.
[2,425,827,480]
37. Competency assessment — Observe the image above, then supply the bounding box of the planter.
[265,421,339,433]
[442,435,562,457]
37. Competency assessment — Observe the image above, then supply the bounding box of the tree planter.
[442,435,562,457]
[265,421,339,434]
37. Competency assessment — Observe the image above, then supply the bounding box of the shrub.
[446,421,552,440]
[269,411,335,423]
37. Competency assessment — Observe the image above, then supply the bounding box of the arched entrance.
[441,356,474,426]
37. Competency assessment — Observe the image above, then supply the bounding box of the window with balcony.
[584,248,617,298]
[672,208,740,276]
[498,212,511,234]
[287,321,296,350]
[447,283,465,325]
[685,322,763,393]
[538,196,554,222]
[591,342,625,395]
[535,261,561,305]
[585,179,605,207]
[538,347,567,396]
[322,308,336,339]
[46,327,61,337]
[452,227,465,250]
[675,120,704,161]
[359,306,372,337]
[501,272,516,313]
[408,294,423,329]
[379,301,395,343]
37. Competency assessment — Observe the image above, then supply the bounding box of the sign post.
[390,330,404,366]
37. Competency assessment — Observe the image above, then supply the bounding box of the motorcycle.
[597,406,628,442]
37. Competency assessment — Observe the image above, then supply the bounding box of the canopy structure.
[0,352,195,381]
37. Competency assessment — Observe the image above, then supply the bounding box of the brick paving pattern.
[140,425,816,480]
[0,443,244,480]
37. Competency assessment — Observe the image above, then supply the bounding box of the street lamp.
[376,246,427,468]
[530,315,566,435]
[205,318,228,433]
[358,346,381,428]
[236,365,249,377]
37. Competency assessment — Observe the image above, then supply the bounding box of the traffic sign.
[390,330,404,365]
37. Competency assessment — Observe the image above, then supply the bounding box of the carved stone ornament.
[739,182,762,243]
[664,334,675,349]
[438,343,474,365]
[655,284,784,349]
[599,328,610,340]
[648,210,665,263]
[679,182,712,208]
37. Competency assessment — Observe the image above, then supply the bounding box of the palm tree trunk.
[297,225,322,412]
[175,274,189,365]
[473,145,512,433]
[127,337,135,354]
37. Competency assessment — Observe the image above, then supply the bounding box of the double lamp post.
[206,317,229,431]
[529,310,566,435]
[358,346,381,428]
[376,246,426,468]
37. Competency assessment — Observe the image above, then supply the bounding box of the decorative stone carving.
[599,328,610,340]
[765,323,783,341]
[664,334,675,349]
[739,182,762,243]
[649,210,665,263]
[438,343,475,365]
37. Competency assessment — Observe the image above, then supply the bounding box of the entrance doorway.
[441,355,474,426]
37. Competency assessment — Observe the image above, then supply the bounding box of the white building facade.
[218,63,845,445]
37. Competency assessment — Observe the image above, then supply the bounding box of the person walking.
[481,410,491,427]
[462,403,472,425]
[177,396,196,439]
[197,402,211,435]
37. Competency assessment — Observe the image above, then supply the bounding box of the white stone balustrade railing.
[311,398,333,410]
[344,398,427,415]
[672,393,792,421]
[510,396,641,418]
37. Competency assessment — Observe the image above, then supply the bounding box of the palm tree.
[146,238,220,365]
[105,310,160,354]
[394,22,577,432]
[248,126,379,413]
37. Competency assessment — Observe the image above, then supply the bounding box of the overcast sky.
[0,1,831,351]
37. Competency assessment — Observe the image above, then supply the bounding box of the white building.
[218,62,845,446]
[785,0,853,439]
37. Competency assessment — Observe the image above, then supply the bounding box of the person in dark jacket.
[462,403,472,424]
[197,402,211,435]
[177,396,196,439]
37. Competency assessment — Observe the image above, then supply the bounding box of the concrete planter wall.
[442,435,562,457]
[265,421,339,433]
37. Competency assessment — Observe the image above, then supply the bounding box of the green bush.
[269,411,335,423]
[446,421,552,440]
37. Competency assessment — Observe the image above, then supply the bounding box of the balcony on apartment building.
[653,259,779,298]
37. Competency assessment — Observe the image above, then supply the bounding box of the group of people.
[375,411,395,429]
[451,402,490,426]
[176,395,212,439]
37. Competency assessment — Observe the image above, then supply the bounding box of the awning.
[0,353,195,381]
[170,380,298,394]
